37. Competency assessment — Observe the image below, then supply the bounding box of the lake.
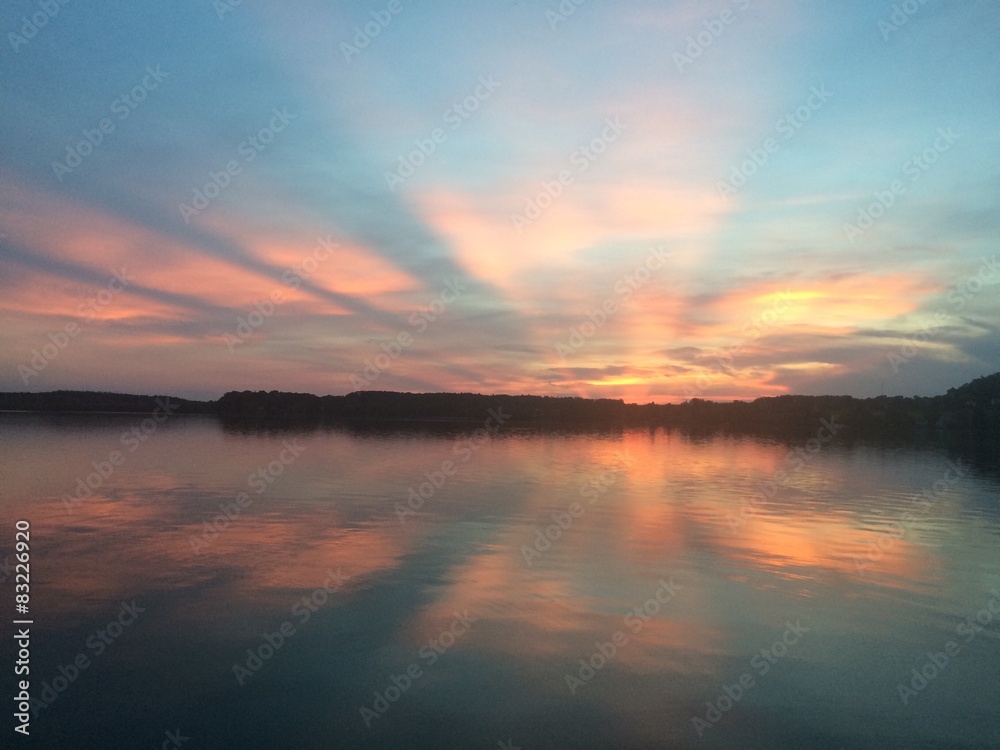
[2,411,999,749]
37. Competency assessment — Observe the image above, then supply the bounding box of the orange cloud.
[198,213,422,306]
[413,180,726,296]
[0,179,292,314]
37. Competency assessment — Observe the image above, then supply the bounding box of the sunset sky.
[2,0,998,402]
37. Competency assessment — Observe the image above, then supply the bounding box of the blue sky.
[2,0,998,401]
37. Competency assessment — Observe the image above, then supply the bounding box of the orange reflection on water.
[401,536,727,678]
[16,489,420,627]
[715,512,939,592]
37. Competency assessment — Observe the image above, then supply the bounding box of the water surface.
[1,413,998,749]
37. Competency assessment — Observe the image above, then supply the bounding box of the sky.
[1,0,998,403]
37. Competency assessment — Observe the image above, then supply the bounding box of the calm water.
[1,413,999,749]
